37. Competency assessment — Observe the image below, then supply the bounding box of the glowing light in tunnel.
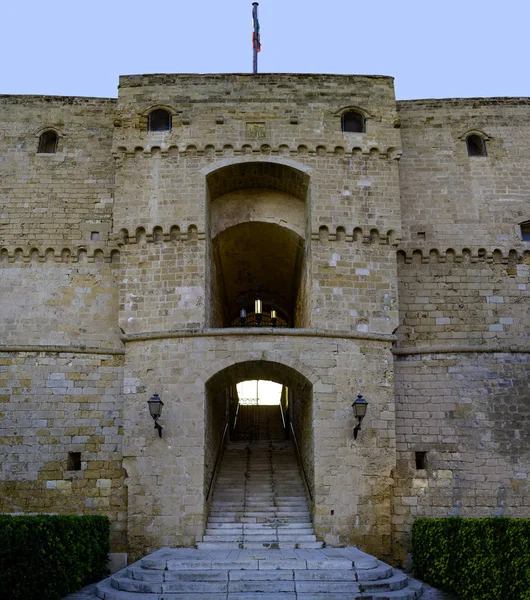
[236,380,282,405]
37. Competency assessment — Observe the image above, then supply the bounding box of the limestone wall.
[392,351,530,559]
[392,253,530,559]
[397,97,530,249]
[396,250,530,349]
[312,236,399,334]
[0,259,121,348]
[118,235,205,334]
[0,95,116,247]
[120,332,396,560]
[394,97,530,560]
[2,75,528,565]
[0,351,126,550]
[112,74,402,335]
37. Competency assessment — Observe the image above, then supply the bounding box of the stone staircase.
[95,430,423,598]
[96,547,424,599]
[198,439,321,550]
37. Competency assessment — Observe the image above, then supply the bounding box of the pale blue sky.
[2,0,528,100]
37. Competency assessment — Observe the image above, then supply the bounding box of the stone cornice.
[393,345,530,356]
[0,345,125,355]
[120,328,396,344]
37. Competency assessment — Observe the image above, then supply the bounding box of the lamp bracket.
[153,418,163,438]
[353,416,364,440]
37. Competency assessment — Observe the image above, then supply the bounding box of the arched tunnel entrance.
[205,160,312,329]
[202,360,316,548]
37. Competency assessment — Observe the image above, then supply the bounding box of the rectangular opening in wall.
[91,232,101,241]
[67,452,81,471]
[415,451,427,470]
[417,231,426,240]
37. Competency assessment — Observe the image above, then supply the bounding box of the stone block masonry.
[0,351,127,550]
[0,73,528,565]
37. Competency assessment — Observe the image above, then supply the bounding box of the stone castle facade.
[1,74,528,563]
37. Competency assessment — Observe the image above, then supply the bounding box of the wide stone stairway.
[97,434,424,598]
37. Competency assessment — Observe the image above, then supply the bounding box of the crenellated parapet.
[313,226,401,246]
[112,225,205,245]
[397,247,530,264]
[0,246,121,264]
[112,143,402,160]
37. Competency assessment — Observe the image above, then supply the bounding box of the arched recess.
[204,359,315,510]
[205,160,312,329]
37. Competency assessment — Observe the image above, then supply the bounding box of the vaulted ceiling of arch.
[207,162,309,202]
[213,222,303,322]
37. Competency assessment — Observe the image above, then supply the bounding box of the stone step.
[201,534,318,542]
[205,527,315,534]
[205,527,314,535]
[211,503,308,508]
[209,508,310,513]
[96,549,422,600]
[110,577,228,593]
[207,516,312,523]
[96,579,226,599]
[124,568,229,582]
[209,507,310,513]
[209,521,313,528]
[110,575,397,594]
[212,497,307,502]
[196,541,325,550]
[208,514,311,520]
[212,496,307,500]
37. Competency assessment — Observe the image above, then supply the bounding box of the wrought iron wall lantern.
[352,394,368,440]
[147,393,164,438]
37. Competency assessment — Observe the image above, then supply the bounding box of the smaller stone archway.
[205,159,312,329]
[203,359,316,514]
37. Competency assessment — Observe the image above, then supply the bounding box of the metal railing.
[206,422,229,501]
[279,400,286,429]
[289,422,313,502]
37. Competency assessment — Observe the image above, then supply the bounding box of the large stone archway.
[122,334,396,560]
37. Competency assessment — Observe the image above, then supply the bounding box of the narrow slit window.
[466,134,487,157]
[148,109,172,132]
[38,130,58,154]
[415,451,427,470]
[342,111,365,133]
[67,452,81,471]
[521,222,530,242]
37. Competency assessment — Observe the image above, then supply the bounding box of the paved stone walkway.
[62,582,97,599]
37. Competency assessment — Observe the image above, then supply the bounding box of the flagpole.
[252,2,259,74]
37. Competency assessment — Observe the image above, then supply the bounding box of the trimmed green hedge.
[0,515,110,600]
[412,517,530,600]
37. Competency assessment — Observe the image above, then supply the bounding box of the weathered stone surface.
[0,74,528,567]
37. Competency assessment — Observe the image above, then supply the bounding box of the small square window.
[91,232,100,241]
[415,451,427,470]
[521,223,530,242]
[67,452,81,471]
[417,231,426,240]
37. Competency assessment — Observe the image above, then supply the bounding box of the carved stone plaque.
[246,122,266,140]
